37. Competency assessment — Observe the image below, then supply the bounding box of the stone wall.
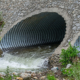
[0,0,80,54]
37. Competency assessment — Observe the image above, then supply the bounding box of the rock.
[42,59,48,68]
[0,72,6,77]
[20,73,31,80]
[49,54,61,67]
[51,66,59,73]
[31,73,36,78]
[16,77,23,80]
[12,79,16,80]
[38,72,42,76]
[40,76,46,80]
[63,78,66,80]
[66,64,71,69]
[33,77,38,80]
[77,53,80,58]
[13,72,18,75]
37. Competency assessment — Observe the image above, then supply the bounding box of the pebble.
[31,73,36,78]
[33,77,38,80]
[16,77,23,80]
[66,64,71,69]
[51,66,58,73]
[13,72,18,75]
[40,76,46,80]
[20,73,31,79]
[0,72,6,77]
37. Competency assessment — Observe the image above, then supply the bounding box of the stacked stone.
[49,54,61,68]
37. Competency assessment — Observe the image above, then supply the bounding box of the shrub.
[60,42,80,66]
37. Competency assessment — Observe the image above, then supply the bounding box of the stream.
[0,43,60,73]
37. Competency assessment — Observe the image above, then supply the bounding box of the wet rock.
[0,72,6,77]
[40,76,46,80]
[63,78,66,80]
[12,79,16,80]
[20,73,31,80]
[77,53,80,58]
[49,54,61,67]
[13,72,18,75]
[33,77,38,80]
[37,72,42,77]
[66,64,71,69]
[51,66,58,73]
[31,73,36,78]
[16,77,23,80]
[42,59,48,68]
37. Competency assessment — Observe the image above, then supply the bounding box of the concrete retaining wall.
[0,0,80,55]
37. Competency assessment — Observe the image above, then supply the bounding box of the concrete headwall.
[0,0,80,54]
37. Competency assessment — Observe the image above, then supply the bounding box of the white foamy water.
[0,44,59,72]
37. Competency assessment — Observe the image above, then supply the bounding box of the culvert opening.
[0,12,66,72]
[0,12,66,51]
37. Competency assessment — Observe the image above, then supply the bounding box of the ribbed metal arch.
[0,12,66,51]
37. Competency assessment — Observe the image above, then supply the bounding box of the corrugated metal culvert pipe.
[0,12,66,51]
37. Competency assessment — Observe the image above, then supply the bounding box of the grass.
[61,62,80,80]
[47,75,56,80]
[0,66,20,80]
[46,71,56,80]
[71,62,80,80]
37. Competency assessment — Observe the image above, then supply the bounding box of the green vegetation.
[47,71,56,80]
[61,62,80,80]
[0,12,5,29]
[61,68,73,77]
[0,66,19,80]
[60,42,80,66]
[47,74,56,80]
[0,77,4,80]
[4,66,12,80]
[1,22,5,28]
[60,42,80,80]
[72,62,80,80]
[0,66,11,80]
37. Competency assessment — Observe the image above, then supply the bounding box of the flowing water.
[0,43,60,73]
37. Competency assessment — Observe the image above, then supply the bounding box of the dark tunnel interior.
[0,12,66,51]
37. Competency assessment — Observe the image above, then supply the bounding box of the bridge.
[0,0,80,66]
